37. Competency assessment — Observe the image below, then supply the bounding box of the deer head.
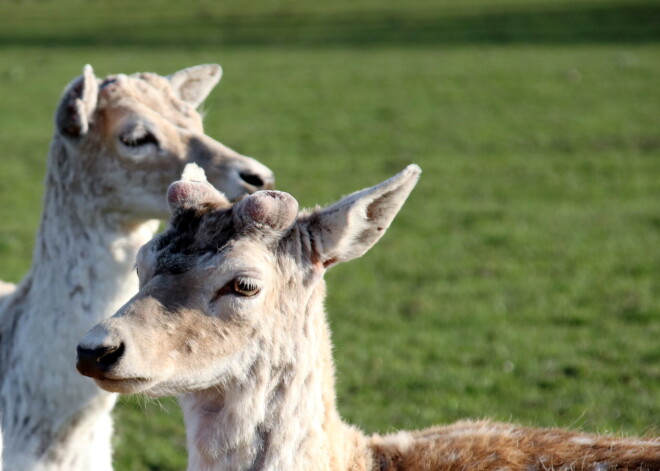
[77,164,420,396]
[53,64,274,220]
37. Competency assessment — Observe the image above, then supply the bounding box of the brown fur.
[370,421,660,470]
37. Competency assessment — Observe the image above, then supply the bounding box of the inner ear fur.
[304,165,421,268]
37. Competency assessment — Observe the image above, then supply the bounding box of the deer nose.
[240,171,274,190]
[76,343,125,379]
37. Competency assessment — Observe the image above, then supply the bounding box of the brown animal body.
[77,165,660,471]
[370,421,659,470]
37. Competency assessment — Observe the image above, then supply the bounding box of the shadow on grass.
[1,1,659,48]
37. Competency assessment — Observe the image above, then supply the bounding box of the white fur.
[0,64,273,471]
[182,163,207,182]
[0,197,152,471]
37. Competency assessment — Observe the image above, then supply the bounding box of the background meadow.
[0,0,658,469]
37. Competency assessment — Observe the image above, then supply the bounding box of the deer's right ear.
[55,64,98,139]
[169,64,222,108]
[303,165,421,269]
[167,163,229,213]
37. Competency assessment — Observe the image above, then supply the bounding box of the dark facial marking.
[153,206,237,276]
[99,77,118,90]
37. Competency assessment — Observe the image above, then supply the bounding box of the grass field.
[0,1,659,469]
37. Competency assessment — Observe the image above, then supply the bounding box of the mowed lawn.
[0,1,658,470]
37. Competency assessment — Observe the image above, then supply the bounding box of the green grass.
[0,1,659,469]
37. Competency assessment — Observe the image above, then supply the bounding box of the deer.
[77,164,660,471]
[0,64,274,471]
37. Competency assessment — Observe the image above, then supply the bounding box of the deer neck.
[32,144,159,328]
[179,281,368,471]
[0,140,158,470]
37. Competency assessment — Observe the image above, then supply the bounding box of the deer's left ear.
[169,64,222,108]
[303,164,421,269]
[56,64,98,139]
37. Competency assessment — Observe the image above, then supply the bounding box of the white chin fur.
[94,377,154,395]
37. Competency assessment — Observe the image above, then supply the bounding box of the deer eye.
[232,278,260,297]
[212,277,261,303]
[119,126,159,148]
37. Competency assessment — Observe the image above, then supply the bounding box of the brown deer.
[1,65,273,471]
[77,165,660,471]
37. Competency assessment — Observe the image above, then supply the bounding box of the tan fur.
[370,421,660,470]
[78,166,660,471]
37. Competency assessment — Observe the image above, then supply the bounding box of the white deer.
[0,65,274,471]
[77,165,660,471]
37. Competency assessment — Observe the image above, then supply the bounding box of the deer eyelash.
[212,277,261,302]
[232,278,260,297]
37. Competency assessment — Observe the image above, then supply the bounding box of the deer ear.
[234,191,299,232]
[167,163,229,212]
[169,64,222,108]
[55,64,98,139]
[304,165,421,269]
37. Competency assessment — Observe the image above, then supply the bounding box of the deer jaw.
[54,64,274,221]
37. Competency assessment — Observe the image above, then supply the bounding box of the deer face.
[77,238,279,396]
[77,180,299,395]
[55,64,274,220]
[77,164,420,396]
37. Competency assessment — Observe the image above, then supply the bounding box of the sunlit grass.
[0,1,658,469]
